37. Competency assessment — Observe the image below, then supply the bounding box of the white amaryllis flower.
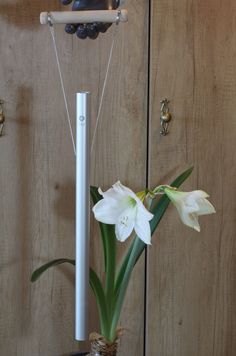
[164,187,216,232]
[92,181,154,244]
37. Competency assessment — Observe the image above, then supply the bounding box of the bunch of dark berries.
[60,0,120,39]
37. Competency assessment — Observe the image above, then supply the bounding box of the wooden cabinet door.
[0,0,148,354]
[148,1,236,355]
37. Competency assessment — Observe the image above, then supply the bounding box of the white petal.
[176,204,201,232]
[165,188,215,232]
[164,189,188,208]
[134,218,152,245]
[92,199,123,224]
[196,198,216,216]
[193,222,201,232]
[185,190,208,207]
[188,190,209,199]
[190,213,201,232]
[136,199,154,221]
[98,184,125,203]
[115,207,136,242]
[112,181,137,200]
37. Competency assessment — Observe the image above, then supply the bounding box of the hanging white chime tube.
[76,92,90,341]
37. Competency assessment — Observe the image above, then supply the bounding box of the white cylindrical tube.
[40,10,128,25]
[76,92,90,341]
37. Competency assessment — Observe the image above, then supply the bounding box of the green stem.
[89,268,110,338]
[109,167,194,340]
[105,226,116,325]
[114,239,135,297]
[109,238,143,341]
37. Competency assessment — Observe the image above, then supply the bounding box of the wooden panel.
[0,0,148,355]
[148,1,236,355]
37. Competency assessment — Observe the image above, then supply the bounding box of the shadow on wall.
[16,86,33,336]
[0,0,61,28]
[53,179,76,284]
[53,179,75,221]
[0,87,34,345]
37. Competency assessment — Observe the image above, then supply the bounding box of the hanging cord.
[47,12,119,157]
[48,16,77,156]
[90,19,119,153]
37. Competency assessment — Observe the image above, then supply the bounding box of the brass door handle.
[160,98,172,136]
[0,100,5,137]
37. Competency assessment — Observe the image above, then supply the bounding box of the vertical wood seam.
[144,0,152,354]
[212,178,224,356]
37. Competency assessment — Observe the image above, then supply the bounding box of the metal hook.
[0,100,5,137]
[116,10,121,25]
[47,12,53,27]
[160,98,172,136]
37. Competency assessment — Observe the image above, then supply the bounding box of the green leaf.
[31,258,110,339]
[109,237,143,341]
[112,167,194,338]
[90,186,117,323]
[103,225,116,319]
[31,168,194,342]
[116,166,193,290]
[90,186,108,271]
[114,238,135,297]
[89,268,109,338]
[150,166,194,233]
[31,258,75,282]
[130,166,195,266]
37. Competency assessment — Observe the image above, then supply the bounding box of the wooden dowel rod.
[40,10,128,25]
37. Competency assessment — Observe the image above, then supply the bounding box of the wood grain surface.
[1,0,235,355]
[148,1,236,355]
[0,0,148,355]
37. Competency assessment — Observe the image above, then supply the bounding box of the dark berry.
[72,0,118,11]
[86,23,98,39]
[65,24,77,34]
[100,23,112,33]
[76,24,88,39]
[95,22,111,33]
[61,0,73,5]
[94,22,103,33]
[88,30,99,39]
[72,1,82,11]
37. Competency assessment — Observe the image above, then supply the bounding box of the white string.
[48,22,118,157]
[90,24,118,153]
[49,25,77,156]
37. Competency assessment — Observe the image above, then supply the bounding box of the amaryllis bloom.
[92,181,154,244]
[164,187,216,232]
